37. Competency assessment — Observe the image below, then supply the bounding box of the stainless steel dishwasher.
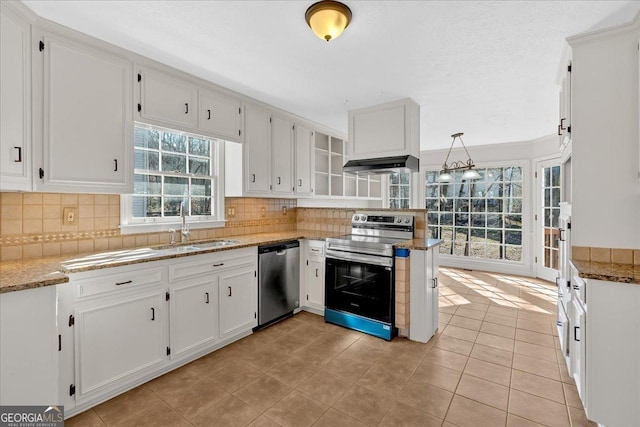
[257,240,300,328]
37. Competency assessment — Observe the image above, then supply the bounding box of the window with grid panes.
[122,125,223,229]
[389,172,410,209]
[425,167,523,261]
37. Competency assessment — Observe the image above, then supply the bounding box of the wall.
[569,22,640,249]
[296,208,427,239]
[0,193,296,261]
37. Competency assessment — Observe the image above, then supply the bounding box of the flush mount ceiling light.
[305,0,352,42]
[437,132,481,182]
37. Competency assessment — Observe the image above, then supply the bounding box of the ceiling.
[22,1,640,149]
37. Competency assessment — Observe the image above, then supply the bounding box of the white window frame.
[120,124,226,234]
[422,160,531,275]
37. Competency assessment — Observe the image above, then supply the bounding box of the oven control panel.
[352,214,414,226]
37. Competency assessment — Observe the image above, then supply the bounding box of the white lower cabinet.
[59,247,258,417]
[409,247,440,343]
[219,266,258,338]
[567,265,640,427]
[170,277,218,359]
[301,240,325,315]
[75,289,167,400]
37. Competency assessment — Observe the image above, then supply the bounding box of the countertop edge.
[571,259,640,285]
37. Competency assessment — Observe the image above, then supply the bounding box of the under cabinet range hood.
[343,155,419,175]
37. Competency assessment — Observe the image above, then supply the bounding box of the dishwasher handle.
[275,249,287,256]
[258,240,300,254]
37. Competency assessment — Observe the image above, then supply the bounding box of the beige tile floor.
[66,267,596,427]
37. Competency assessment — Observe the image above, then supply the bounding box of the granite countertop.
[0,230,340,294]
[1,230,442,294]
[397,238,442,251]
[571,259,640,285]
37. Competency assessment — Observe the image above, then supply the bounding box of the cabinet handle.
[315,268,319,277]
[251,173,256,183]
[185,103,189,114]
[115,280,132,286]
[432,278,437,288]
[13,147,22,163]
[207,109,212,120]
[559,118,566,131]
[298,179,302,187]
[558,228,565,242]
[151,307,155,321]
[113,159,118,172]
[213,263,224,267]
[556,320,563,327]
[277,177,281,185]
[228,286,232,297]
[574,325,580,342]
[573,284,580,290]
[205,292,210,304]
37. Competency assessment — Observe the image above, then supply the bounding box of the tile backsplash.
[0,193,296,261]
[0,193,428,262]
[572,245,640,265]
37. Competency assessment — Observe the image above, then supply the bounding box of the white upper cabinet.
[243,103,272,194]
[294,123,314,196]
[0,3,32,191]
[199,90,242,142]
[558,59,572,149]
[348,98,420,160]
[34,28,133,193]
[138,67,198,129]
[271,114,294,195]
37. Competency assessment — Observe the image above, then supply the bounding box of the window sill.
[120,219,226,235]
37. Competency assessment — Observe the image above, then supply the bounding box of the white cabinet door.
[199,90,242,142]
[295,124,314,196]
[219,265,257,338]
[305,258,324,311]
[0,4,31,191]
[430,249,440,331]
[37,30,132,193]
[570,298,586,403]
[348,98,420,160]
[170,277,218,359]
[139,67,198,129]
[558,62,572,148]
[244,103,271,194]
[75,290,166,399]
[271,115,294,195]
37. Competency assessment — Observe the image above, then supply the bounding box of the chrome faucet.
[180,202,190,243]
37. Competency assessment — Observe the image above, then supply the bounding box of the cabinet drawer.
[307,240,325,256]
[169,248,256,282]
[73,266,164,300]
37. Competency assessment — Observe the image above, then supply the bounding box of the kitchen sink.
[153,240,240,253]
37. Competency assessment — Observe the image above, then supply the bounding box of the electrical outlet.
[227,207,236,218]
[62,207,77,225]
[282,206,287,215]
[260,206,266,217]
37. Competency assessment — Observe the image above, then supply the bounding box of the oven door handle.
[326,243,392,257]
[325,249,393,267]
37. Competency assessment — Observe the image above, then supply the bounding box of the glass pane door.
[538,162,561,281]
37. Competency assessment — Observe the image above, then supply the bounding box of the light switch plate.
[62,207,77,225]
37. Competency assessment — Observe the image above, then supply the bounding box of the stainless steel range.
[324,213,414,340]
